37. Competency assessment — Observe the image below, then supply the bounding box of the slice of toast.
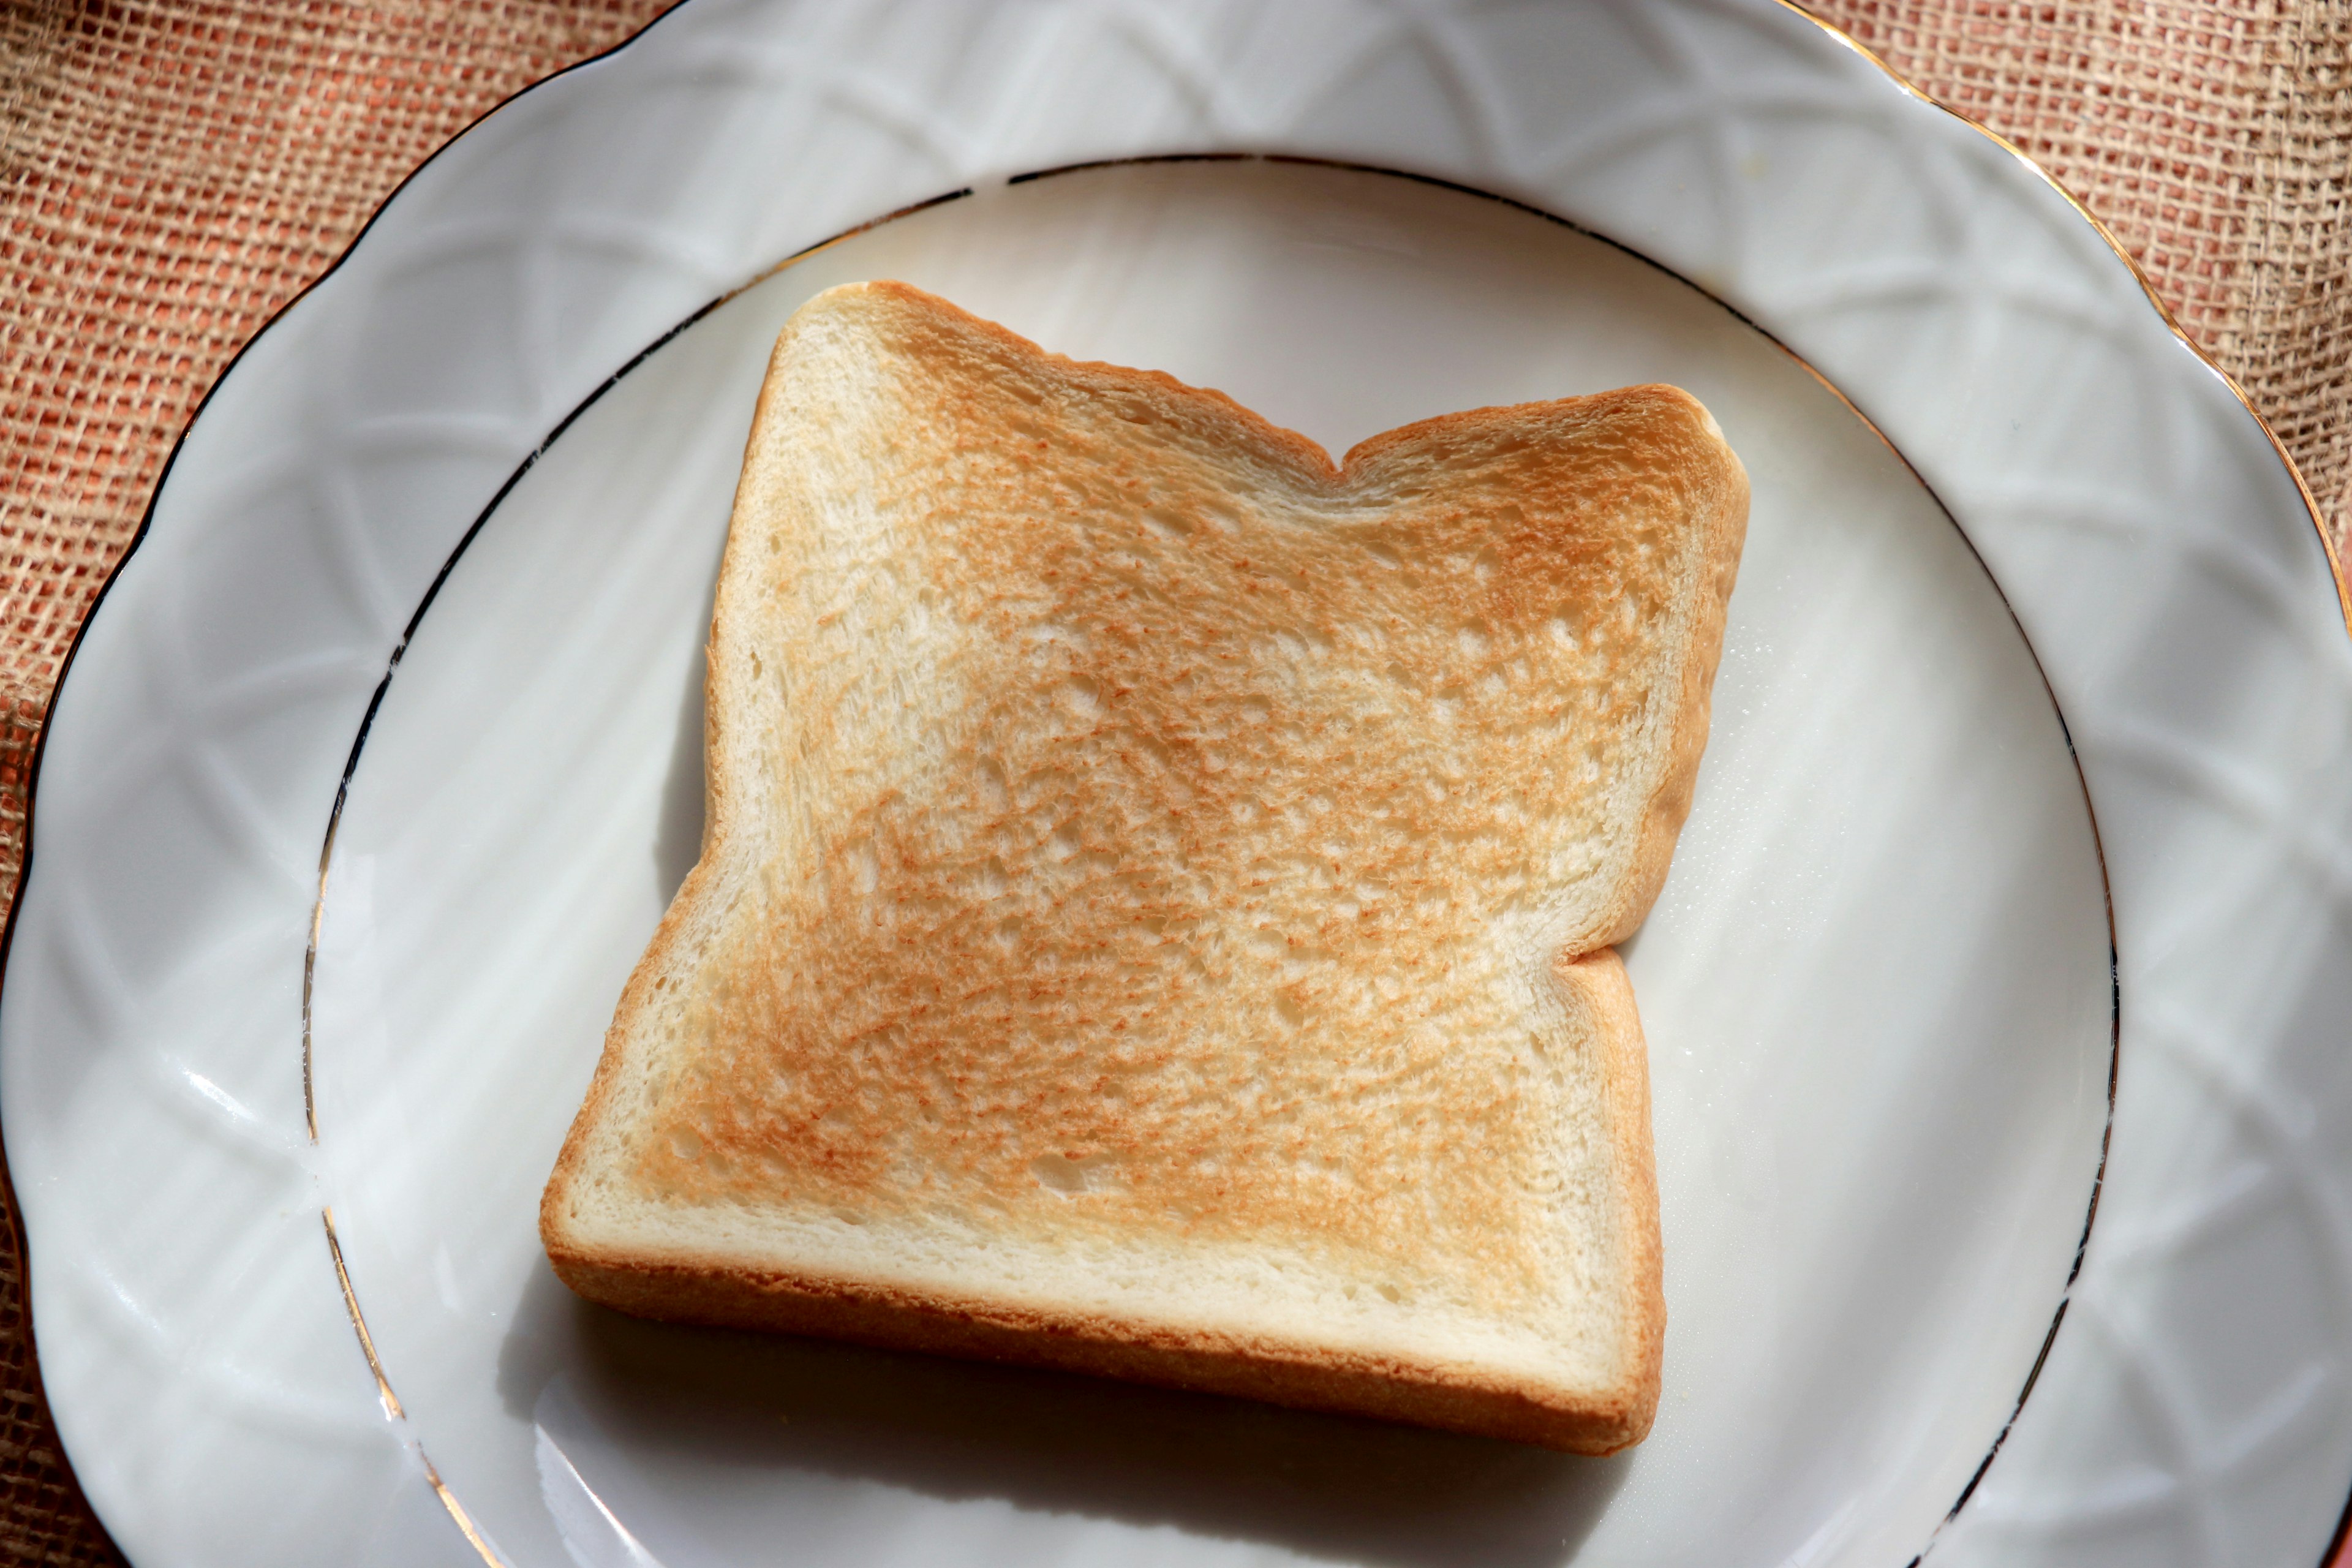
[541,280,1747,1453]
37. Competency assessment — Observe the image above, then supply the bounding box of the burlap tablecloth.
[0,1,2345,1560]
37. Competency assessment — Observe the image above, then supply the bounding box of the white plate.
[317,156,2112,1567]
[6,4,2350,1567]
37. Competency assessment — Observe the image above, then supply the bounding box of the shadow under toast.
[500,1267,1626,1567]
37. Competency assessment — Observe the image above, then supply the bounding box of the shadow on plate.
[651,642,706,901]
[499,1267,1627,1567]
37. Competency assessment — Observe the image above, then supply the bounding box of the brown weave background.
[1836,0,2352,559]
[0,0,2345,1560]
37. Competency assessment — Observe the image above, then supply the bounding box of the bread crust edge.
[537,281,1703,1455]
[1594,402,1749,949]
[1555,945,1665,1447]
[543,1233,1655,1456]
[540,940,1663,1459]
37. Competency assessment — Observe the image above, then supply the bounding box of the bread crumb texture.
[543,281,1747,1452]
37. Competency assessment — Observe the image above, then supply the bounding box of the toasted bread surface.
[541,281,1745,1452]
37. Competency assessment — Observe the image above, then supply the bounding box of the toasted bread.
[540,281,1747,1453]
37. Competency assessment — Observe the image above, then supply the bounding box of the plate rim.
[2,1,2343,1562]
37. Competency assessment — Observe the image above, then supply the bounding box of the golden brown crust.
[870,278,1345,489]
[541,280,1743,1455]
[1553,947,1664,1446]
[1588,399,1751,948]
[546,1212,1652,1454]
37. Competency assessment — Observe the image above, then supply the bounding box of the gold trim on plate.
[322,1207,402,1422]
[424,1454,509,1567]
[324,1210,507,1564]
[302,822,334,1147]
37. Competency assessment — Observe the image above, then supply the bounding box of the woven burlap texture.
[0,1,2345,1562]
[1828,0,2352,553]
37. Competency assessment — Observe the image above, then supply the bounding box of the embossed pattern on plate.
[4,3,2350,1566]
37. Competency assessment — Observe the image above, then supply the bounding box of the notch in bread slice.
[540,280,1747,1454]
